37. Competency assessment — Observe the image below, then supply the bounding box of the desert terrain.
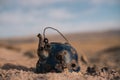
[0,30,120,80]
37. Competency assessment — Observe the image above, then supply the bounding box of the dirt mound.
[0,66,120,80]
[89,46,120,73]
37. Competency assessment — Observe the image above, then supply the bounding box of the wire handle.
[43,27,69,43]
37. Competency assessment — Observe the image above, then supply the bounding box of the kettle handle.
[43,27,69,44]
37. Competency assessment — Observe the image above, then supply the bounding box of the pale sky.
[0,0,120,38]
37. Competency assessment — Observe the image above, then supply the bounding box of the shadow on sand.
[1,63,35,72]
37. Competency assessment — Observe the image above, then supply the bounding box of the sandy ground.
[0,31,120,80]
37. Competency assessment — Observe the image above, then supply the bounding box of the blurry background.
[0,0,120,74]
[0,0,120,38]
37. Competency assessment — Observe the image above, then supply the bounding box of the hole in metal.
[71,63,76,68]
